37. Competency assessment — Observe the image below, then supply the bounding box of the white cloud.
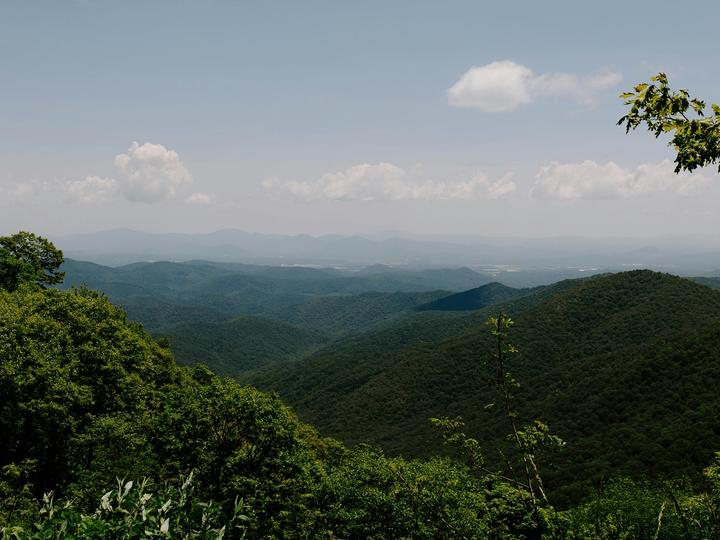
[63,175,118,203]
[114,141,192,203]
[531,159,711,200]
[448,60,622,112]
[448,61,534,112]
[486,173,517,199]
[263,163,516,201]
[185,192,213,205]
[1,141,193,206]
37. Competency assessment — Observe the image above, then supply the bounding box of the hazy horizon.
[41,227,720,279]
[46,226,720,244]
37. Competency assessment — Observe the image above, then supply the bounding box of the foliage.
[619,72,720,173]
[5,233,720,536]
[562,457,720,540]
[313,445,496,538]
[0,282,546,537]
[250,270,720,504]
[0,232,64,291]
[1,475,250,539]
[483,314,564,508]
[0,284,178,500]
[431,315,565,536]
[155,317,326,375]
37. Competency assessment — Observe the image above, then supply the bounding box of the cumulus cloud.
[63,176,118,203]
[114,142,192,203]
[1,142,195,206]
[448,61,534,112]
[263,163,516,201]
[486,173,517,199]
[185,192,213,205]
[448,60,622,112]
[531,159,711,200]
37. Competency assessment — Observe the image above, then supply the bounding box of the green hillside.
[6,233,720,537]
[245,275,585,394]
[248,270,720,504]
[0,268,557,537]
[60,259,488,331]
[156,316,327,374]
[61,259,318,320]
[268,290,448,336]
[112,295,232,330]
[417,282,541,311]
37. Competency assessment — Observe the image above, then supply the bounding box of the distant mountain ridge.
[417,282,542,311]
[59,255,485,297]
[54,228,483,267]
[59,258,487,368]
[51,228,720,279]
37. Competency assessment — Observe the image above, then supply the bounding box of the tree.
[431,313,564,537]
[2,475,251,539]
[0,231,64,291]
[618,73,720,173]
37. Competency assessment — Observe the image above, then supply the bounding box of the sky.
[1,0,720,238]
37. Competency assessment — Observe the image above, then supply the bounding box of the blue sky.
[2,0,719,237]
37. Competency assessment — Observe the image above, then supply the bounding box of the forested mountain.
[60,259,486,328]
[266,290,448,336]
[5,232,720,537]
[59,259,488,373]
[155,316,327,374]
[247,271,720,504]
[245,276,583,384]
[61,255,720,507]
[417,282,542,311]
[0,285,527,537]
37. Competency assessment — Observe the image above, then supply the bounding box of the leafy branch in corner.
[618,72,720,173]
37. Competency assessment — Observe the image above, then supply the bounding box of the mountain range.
[52,228,720,281]
[243,271,720,505]
[58,256,720,506]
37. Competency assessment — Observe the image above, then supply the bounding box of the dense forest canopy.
[0,232,64,292]
[0,237,544,537]
[3,233,720,538]
[247,270,720,505]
